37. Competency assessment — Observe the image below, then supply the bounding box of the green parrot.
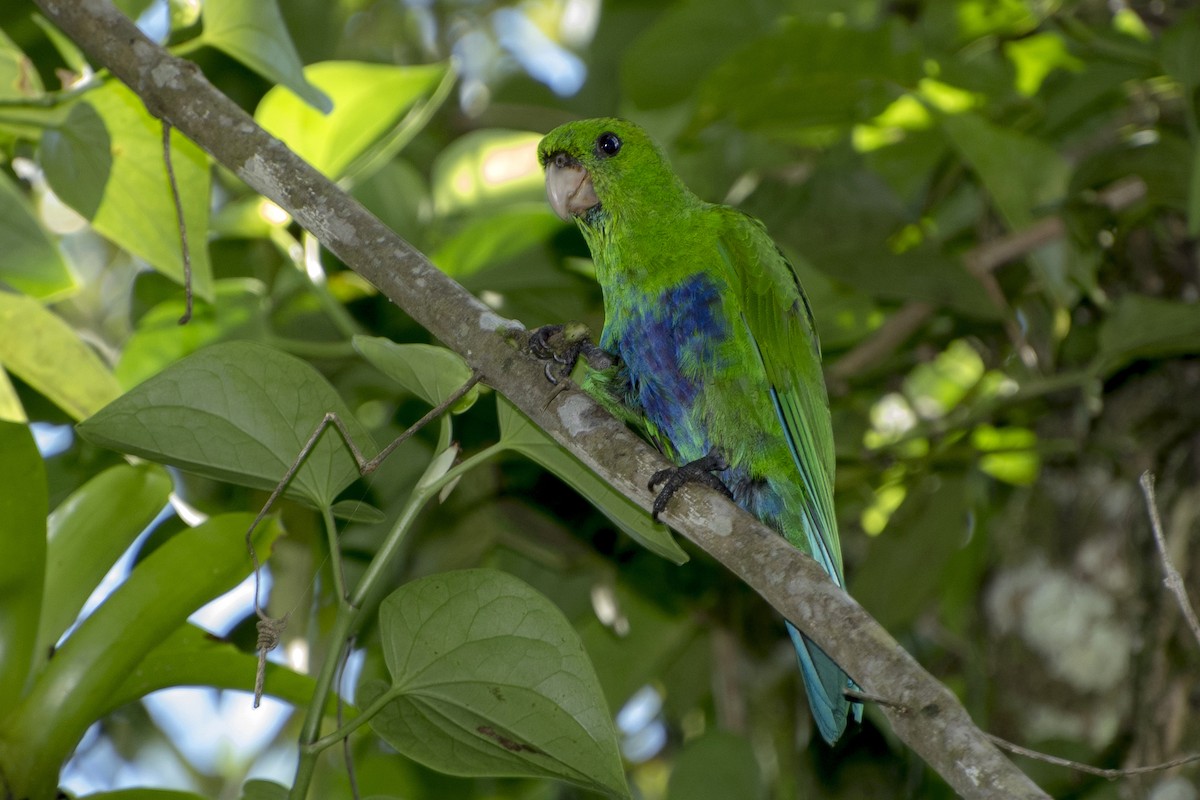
[536,117,862,745]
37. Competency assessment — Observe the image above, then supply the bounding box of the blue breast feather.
[604,273,785,524]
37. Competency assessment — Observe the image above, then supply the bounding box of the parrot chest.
[603,273,730,460]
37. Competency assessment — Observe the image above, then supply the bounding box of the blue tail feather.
[787,621,862,745]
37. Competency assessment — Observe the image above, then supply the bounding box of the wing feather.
[716,208,844,583]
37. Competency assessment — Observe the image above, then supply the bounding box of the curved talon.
[648,448,733,521]
[527,323,612,385]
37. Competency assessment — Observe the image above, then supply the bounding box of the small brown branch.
[989,734,1200,780]
[828,301,933,383]
[843,687,910,713]
[1139,471,1200,649]
[243,371,483,708]
[161,119,193,325]
[829,177,1149,381]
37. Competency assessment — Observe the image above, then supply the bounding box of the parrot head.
[537,118,683,223]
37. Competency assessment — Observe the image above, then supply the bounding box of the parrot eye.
[595,132,622,158]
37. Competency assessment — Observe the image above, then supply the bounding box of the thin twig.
[828,301,934,383]
[161,119,193,325]
[1139,471,1200,649]
[989,734,1200,780]
[337,636,360,800]
[844,687,910,713]
[243,371,485,707]
[829,177,1149,382]
[244,371,484,619]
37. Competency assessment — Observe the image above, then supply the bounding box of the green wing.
[714,207,844,583]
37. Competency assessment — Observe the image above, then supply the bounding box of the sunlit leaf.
[903,339,985,420]
[105,624,318,715]
[79,341,375,508]
[201,0,331,112]
[497,396,688,564]
[115,279,269,390]
[255,61,444,179]
[0,27,42,101]
[431,204,561,278]
[41,82,213,300]
[1095,294,1200,376]
[369,569,630,798]
[4,513,282,773]
[431,130,544,216]
[353,337,480,413]
[972,424,1039,486]
[0,292,121,421]
[1004,32,1083,96]
[39,463,172,664]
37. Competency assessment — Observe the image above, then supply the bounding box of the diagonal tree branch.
[32,1,1048,796]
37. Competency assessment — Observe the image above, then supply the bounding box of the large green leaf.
[620,0,763,110]
[430,130,544,216]
[41,82,213,300]
[0,28,42,101]
[0,422,46,703]
[850,474,972,630]
[115,278,269,390]
[0,292,121,421]
[105,624,317,715]
[431,204,562,279]
[255,61,445,179]
[940,111,1071,302]
[367,569,629,799]
[696,20,922,138]
[353,337,479,412]
[201,0,331,112]
[40,99,110,219]
[1,513,282,784]
[497,396,688,564]
[0,171,73,299]
[78,341,375,509]
[749,167,999,319]
[1095,294,1200,376]
[37,463,173,665]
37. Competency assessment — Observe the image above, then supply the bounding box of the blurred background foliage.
[1,0,1199,797]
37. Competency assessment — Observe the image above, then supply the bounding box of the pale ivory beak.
[545,159,599,221]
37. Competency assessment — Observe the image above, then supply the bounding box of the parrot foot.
[527,323,614,384]
[648,448,733,521]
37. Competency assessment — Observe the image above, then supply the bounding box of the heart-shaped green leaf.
[201,0,330,113]
[368,569,629,799]
[41,82,213,300]
[255,61,445,179]
[78,341,375,509]
[354,337,480,413]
